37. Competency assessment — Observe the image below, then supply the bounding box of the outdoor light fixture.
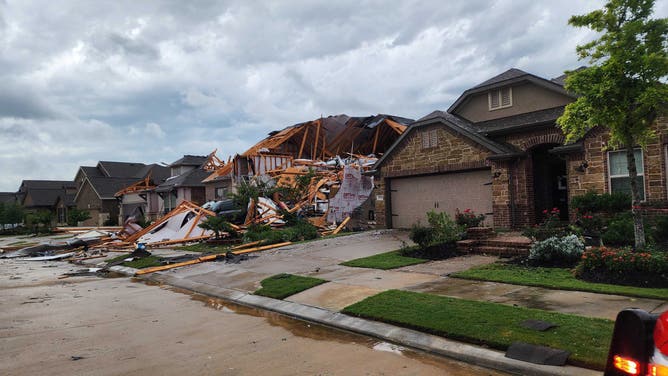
[575,161,589,172]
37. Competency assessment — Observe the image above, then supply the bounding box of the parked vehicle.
[604,309,668,375]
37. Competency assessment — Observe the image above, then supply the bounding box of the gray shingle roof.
[156,168,210,192]
[97,161,149,178]
[475,106,566,135]
[88,177,144,199]
[472,68,530,89]
[169,155,207,167]
[19,180,76,192]
[0,192,18,204]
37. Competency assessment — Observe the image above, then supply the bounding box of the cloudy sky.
[1,0,666,191]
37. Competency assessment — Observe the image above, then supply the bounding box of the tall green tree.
[557,0,668,249]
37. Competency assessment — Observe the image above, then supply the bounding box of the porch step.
[456,234,533,257]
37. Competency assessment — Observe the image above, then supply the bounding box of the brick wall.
[568,118,668,205]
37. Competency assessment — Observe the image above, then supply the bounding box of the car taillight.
[650,364,668,376]
[655,311,668,356]
[614,355,639,374]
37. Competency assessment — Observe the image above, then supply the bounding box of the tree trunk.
[625,145,646,249]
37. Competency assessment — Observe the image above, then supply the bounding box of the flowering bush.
[528,234,584,267]
[574,208,604,235]
[455,208,486,228]
[522,207,567,241]
[577,246,668,287]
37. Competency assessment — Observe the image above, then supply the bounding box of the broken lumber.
[231,240,262,250]
[230,241,292,255]
[146,235,213,247]
[331,216,351,235]
[135,254,220,275]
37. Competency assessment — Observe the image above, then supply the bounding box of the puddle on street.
[146,283,508,375]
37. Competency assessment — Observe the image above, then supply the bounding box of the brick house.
[74,161,167,226]
[371,68,668,229]
[16,180,77,226]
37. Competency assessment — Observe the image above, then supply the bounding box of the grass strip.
[105,254,162,269]
[121,255,162,269]
[254,273,327,299]
[452,263,668,300]
[343,290,613,369]
[173,243,230,253]
[340,250,428,270]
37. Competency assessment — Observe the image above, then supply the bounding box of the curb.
[139,272,600,376]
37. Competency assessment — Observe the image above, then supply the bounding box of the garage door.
[389,169,493,229]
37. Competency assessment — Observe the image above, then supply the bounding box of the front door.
[531,144,568,223]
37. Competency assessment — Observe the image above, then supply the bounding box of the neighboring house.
[16,180,77,226]
[372,68,668,229]
[74,161,167,226]
[115,168,171,222]
[156,155,209,214]
[0,192,18,204]
[202,114,413,202]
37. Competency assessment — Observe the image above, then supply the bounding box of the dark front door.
[531,144,568,223]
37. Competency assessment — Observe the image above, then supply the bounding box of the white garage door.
[389,169,493,229]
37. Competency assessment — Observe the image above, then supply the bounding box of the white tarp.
[138,211,212,243]
[326,165,374,223]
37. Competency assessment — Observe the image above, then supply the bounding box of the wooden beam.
[230,241,292,255]
[135,254,220,275]
[331,216,351,235]
[312,119,321,160]
[298,126,309,159]
[372,125,381,154]
[231,240,263,250]
[183,212,203,239]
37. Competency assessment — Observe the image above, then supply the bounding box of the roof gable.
[448,68,573,115]
[374,112,518,169]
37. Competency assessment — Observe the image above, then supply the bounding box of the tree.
[557,0,668,249]
[26,210,53,233]
[67,208,91,226]
[198,216,238,239]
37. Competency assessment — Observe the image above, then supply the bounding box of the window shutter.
[430,129,438,147]
[422,131,430,149]
[501,87,512,106]
[489,91,500,109]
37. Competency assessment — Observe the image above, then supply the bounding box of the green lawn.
[340,250,428,270]
[452,263,668,300]
[343,290,613,369]
[254,273,327,299]
[173,243,231,253]
[105,254,162,269]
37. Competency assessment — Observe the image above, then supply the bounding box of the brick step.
[473,246,530,257]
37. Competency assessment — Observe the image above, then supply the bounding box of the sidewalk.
[95,230,666,375]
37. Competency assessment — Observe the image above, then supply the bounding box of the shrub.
[242,220,318,245]
[455,208,486,228]
[601,212,635,247]
[67,208,91,226]
[571,191,631,213]
[577,246,668,287]
[409,224,434,249]
[528,234,585,267]
[426,210,462,244]
[651,215,668,245]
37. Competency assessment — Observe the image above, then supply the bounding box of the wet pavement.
[0,258,508,376]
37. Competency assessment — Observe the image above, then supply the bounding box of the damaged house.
[372,68,668,229]
[155,155,210,214]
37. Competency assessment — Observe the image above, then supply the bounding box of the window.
[57,207,66,224]
[608,149,645,200]
[215,187,227,200]
[488,87,512,110]
[421,129,438,149]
